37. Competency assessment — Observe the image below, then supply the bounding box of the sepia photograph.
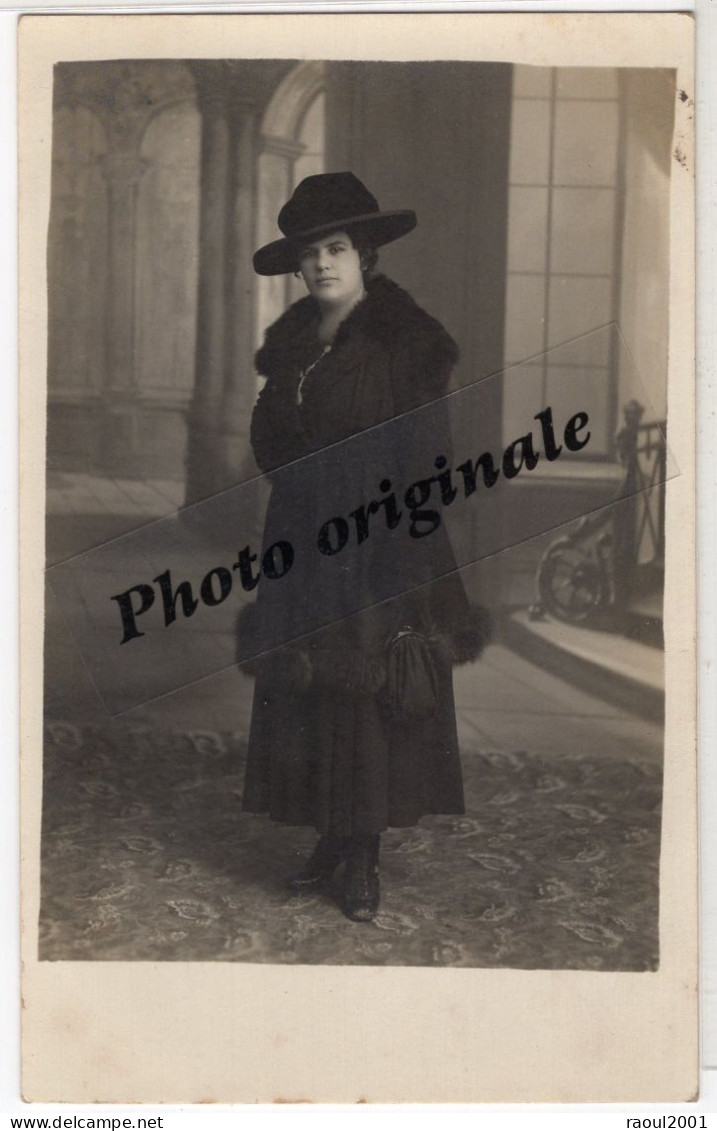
[19,12,697,1103]
[40,51,674,968]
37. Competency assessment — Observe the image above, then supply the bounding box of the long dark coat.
[241,274,490,837]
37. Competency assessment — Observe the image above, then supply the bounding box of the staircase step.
[501,609,664,723]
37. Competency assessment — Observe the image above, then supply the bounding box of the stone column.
[98,148,147,472]
[220,96,258,485]
[220,76,305,486]
[186,59,301,500]
[185,63,231,504]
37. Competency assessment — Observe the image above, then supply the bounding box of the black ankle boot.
[286,835,346,892]
[342,835,380,922]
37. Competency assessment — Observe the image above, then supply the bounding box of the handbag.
[384,625,439,721]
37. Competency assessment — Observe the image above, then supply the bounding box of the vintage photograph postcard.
[19,11,697,1103]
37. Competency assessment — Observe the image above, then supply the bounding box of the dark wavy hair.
[342,225,379,278]
[291,226,379,279]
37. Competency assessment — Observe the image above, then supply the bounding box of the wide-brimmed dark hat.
[252,172,417,276]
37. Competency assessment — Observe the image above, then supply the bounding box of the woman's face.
[297,231,365,307]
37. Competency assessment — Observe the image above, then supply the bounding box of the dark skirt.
[242,648,465,836]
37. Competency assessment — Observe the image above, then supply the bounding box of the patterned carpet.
[39,720,662,969]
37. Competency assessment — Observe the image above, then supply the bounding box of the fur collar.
[255,274,459,386]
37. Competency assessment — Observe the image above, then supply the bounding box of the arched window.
[286,91,326,306]
[254,62,326,354]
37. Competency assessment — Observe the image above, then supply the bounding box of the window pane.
[504,274,546,365]
[509,99,552,184]
[507,187,550,274]
[553,100,619,186]
[550,187,616,275]
[548,275,613,350]
[502,363,544,446]
[555,67,619,100]
[512,64,553,99]
[544,364,611,456]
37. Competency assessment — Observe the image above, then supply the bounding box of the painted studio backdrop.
[42,59,674,967]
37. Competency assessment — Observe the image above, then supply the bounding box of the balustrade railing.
[529,401,666,627]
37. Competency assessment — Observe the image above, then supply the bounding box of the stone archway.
[254,61,326,353]
[48,61,199,479]
[183,60,298,503]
